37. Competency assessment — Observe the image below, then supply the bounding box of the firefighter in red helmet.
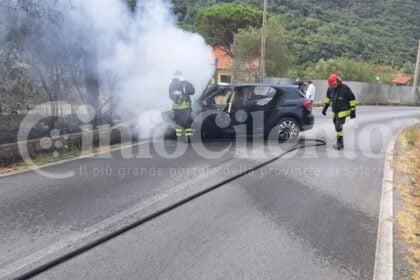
[322,74,356,150]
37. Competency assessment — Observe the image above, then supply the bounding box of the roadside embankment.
[0,125,133,169]
[393,123,420,280]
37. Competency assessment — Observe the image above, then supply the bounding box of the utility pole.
[413,40,420,95]
[260,0,268,83]
[83,0,100,127]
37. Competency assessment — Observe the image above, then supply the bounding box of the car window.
[211,88,233,105]
[249,86,277,101]
[237,86,278,107]
[201,84,219,99]
[283,88,305,100]
[201,88,235,111]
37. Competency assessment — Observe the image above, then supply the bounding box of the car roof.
[232,83,299,89]
[234,84,304,97]
[202,84,300,97]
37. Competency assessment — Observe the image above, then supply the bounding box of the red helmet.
[328,74,340,87]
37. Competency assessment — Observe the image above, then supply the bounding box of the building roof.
[212,47,232,70]
[391,75,413,85]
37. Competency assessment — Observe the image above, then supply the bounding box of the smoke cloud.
[1,0,214,138]
[78,0,215,136]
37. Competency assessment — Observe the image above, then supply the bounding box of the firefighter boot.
[333,136,344,150]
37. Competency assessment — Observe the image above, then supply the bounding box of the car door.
[276,86,307,119]
[237,85,281,135]
[199,87,238,136]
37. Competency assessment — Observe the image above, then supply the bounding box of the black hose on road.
[16,138,326,280]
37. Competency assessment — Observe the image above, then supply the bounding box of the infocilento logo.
[16,101,299,179]
[16,101,404,179]
[17,102,96,179]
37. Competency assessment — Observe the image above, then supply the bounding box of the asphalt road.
[1,106,419,279]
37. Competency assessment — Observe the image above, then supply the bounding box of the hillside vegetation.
[172,0,419,75]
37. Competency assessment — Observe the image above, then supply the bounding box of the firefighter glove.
[350,110,356,119]
[322,107,327,116]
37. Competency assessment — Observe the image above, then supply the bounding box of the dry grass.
[0,143,122,174]
[394,123,420,280]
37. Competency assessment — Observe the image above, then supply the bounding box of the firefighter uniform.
[169,72,195,139]
[322,74,356,150]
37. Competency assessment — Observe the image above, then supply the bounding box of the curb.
[0,142,145,179]
[373,129,395,280]
[372,122,418,280]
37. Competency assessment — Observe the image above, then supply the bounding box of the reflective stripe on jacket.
[172,101,191,110]
[169,79,194,110]
[324,83,356,116]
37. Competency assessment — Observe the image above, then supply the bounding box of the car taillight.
[303,100,312,111]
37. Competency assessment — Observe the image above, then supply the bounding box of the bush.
[305,58,379,82]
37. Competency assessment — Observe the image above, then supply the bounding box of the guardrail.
[266,78,420,106]
[0,126,132,166]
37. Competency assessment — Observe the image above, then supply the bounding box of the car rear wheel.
[277,118,300,142]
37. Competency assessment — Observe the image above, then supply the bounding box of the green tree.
[400,62,415,75]
[196,3,262,56]
[232,18,291,77]
[304,58,377,82]
[175,0,420,69]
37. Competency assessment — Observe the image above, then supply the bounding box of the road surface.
[0,106,419,279]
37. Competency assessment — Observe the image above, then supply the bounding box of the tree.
[400,62,415,75]
[232,18,291,77]
[0,0,99,129]
[174,0,419,68]
[0,2,38,114]
[196,3,262,56]
[304,58,377,82]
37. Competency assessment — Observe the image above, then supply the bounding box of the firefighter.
[169,71,195,141]
[322,74,356,150]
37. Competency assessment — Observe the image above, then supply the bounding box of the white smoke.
[77,0,214,137]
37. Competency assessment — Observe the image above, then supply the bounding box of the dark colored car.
[193,84,314,141]
[165,84,314,141]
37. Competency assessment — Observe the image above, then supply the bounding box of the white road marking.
[0,154,249,279]
[0,142,147,178]
[373,130,395,280]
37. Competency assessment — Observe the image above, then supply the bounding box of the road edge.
[372,126,409,280]
[0,142,145,178]
[1,140,314,280]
